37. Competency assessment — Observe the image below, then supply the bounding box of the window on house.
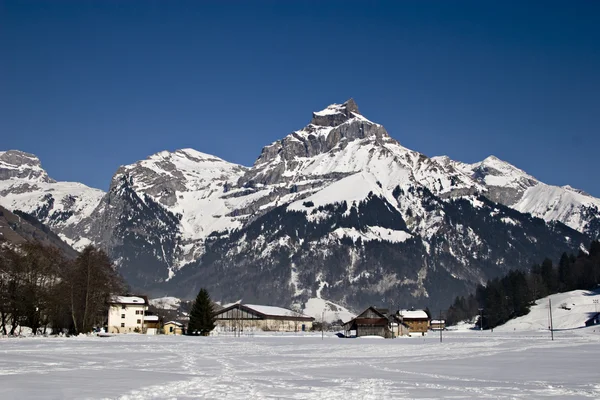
[122,305,126,309]
[137,319,141,324]
[135,310,139,315]
[121,314,125,319]
[169,326,173,332]
[121,323,125,327]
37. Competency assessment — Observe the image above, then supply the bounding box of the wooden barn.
[342,306,407,338]
[213,303,314,332]
[398,309,430,334]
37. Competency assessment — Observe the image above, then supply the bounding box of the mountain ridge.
[1,99,598,311]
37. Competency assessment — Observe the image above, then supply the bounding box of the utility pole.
[549,298,554,341]
[439,310,443,343]
[478,308,484,331]
[321,309,324,340]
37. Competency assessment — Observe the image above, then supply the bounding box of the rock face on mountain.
[0,205,78,258]
[1,100,598,312]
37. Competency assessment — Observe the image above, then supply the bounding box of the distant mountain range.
[1,99,598,311]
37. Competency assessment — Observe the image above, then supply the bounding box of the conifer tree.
[188,288,215,336]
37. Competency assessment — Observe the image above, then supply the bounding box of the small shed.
[144,315,160,335]
[430,319,446,331]
[164,321,184,335]
[585,313,600,327]
[342,306,407,338]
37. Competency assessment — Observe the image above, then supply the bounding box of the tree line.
[446,240,600,329]
[0,242,125,335]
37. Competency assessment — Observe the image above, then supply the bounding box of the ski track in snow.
[2,330,600,399]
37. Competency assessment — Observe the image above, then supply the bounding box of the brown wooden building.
[398,309,430,334]
[343,307,408,338]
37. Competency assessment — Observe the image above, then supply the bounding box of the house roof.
[215,303,314,321]
[110,295,148,305]
[398,309,429,319]
[143,315,159,322]
[164,321,183,326]
[343,306,403,327]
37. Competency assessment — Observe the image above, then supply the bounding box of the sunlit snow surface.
[2,330,600,399]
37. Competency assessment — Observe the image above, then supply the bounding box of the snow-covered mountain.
[0,150,105,247]
[74,148,248,285]
[448,155,600,238]
[161,100,593,311]
[1,100,598,312]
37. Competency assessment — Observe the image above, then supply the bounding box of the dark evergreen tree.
[540,258,559,294]
[188,288,215,335]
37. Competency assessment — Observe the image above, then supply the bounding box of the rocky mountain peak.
[310,98,362,127]
[0,150,54,183]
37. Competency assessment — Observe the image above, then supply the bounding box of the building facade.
[214,304,314,332]
[107,296,149,334]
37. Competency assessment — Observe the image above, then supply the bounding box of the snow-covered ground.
[2,330,600,399]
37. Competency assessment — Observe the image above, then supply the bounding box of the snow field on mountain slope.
[2,330,600,399]
[514,183,600,231]
[0,180,104,231]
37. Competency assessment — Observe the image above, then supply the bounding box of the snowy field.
[2,330,600,399]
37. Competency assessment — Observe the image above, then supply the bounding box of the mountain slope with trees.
[446,240,600,329]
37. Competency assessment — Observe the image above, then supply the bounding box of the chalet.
[213,303,314,332]
[107,295,149,334]
[164,321,184,335]
[398,309,430,334]
[342,306,407,338]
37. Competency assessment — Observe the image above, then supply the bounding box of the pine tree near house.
[187,288,215,336]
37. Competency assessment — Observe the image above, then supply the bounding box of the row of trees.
[446,240,600,329]
[0,242,125,335]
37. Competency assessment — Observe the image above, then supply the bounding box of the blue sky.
[1,1,599,195]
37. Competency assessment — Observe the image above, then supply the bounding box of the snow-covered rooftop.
[111,296,147,305]
[143,315,159,322]
[399,310,429,319]
[244,304,313,319]
[165,321,183,326]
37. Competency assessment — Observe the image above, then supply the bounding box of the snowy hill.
[302,298,356,324]
[497,289,600,331]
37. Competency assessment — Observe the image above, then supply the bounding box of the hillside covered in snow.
[496,289,600,331]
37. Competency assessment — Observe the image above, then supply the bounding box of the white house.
[107,296,149,334]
